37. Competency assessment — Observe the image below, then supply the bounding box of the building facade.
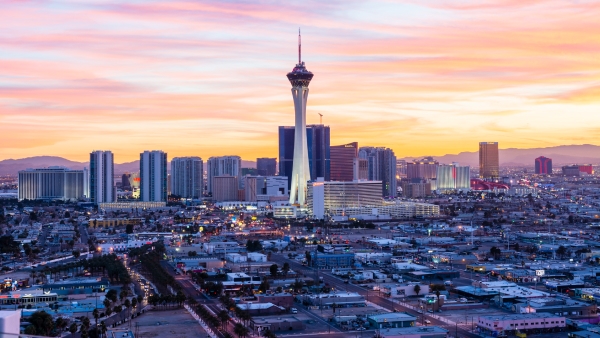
[279,125,331,190]
[406,157,439,180]
[244,176,288,202]
[436,164,471,192]
[479,142,499,179]
[256,158,277,176]
[307,179,383,219]
[535,156,553,175]
[330,142,358,181]
[18,167,86,201]
[171,156,203,199]
[358,147,397,198]
[213,176,239,202]
[90,150,114,204]
[207,156,242,195]
[140,150,168,202]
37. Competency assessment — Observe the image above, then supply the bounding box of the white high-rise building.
[436,164,471,192]
[207,156,241,195]
[90,151,114,204]
[287,31,313,205]
[140,150,167,202]
[171,157,203,199]
[18,167,86,201]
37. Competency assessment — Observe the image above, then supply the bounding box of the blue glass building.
[279,124,330,188]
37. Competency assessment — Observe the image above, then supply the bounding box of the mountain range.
[399,144,600,167]
[0,145,597,176]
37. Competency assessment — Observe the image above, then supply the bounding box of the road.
[270,254,480,338]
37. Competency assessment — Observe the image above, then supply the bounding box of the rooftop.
[480,313,563,321]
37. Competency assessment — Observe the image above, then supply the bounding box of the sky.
[1,0,600,162]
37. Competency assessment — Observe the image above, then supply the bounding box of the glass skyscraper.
[278,124,330,188]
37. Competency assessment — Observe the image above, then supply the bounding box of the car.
[427,310,433,313]
[291,308,298,314]
[344,280,349,284]
[356,327,365,331]
[424,320,431,325]
[417,310,423,314]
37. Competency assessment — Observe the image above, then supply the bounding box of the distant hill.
[1,145,596,175]
[0,156,257,175]
[401,144,600,167]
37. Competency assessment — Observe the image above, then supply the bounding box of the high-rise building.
[18,167,86,201]
[358,147,397,198]
[244,176,288,202]
[436,164,471,192]
[330,142,358,181]
[479,142,499,179]
[213,176,239,202]
[171,157,203,199]
[140,150,168,202]
[406,157,439,180]
[207,156,241,195]
[353,158,368,180]
[257,158,277,176]
[396,160,407,179]
[279,125,330,187]
[535,156,553,175]
[307,179,383,219]
[286,31,316,205]
[121,173,131,191]
[90,150,114,204]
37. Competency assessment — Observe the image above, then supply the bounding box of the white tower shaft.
[289,86,311,205]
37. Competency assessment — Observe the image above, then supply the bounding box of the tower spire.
[298,28,301,64]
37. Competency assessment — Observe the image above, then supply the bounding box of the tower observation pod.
[287,30,313,205]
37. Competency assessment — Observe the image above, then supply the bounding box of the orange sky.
[1,0,600,162]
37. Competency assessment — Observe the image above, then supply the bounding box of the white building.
[0,310,21,337]
[90,150,114,204]
[207,156,241,195]
[307,179,383,219]
[477,313,565,336]
[247,252,267,262]
[244,176,288,202]
[18,167,86,201]
[436,164,470,192]
[140,150,168,202]
[171,157,203,199]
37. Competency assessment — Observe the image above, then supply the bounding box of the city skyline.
[2,1,600,162]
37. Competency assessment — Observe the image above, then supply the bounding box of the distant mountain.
[402,144,600,167]
[0,156,258,175]
[1,145,596,175]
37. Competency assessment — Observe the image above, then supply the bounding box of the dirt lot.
[127,309,208,338]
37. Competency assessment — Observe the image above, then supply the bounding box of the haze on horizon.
[1,0,600,162]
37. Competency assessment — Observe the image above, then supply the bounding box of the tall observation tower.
[287,30,313,205]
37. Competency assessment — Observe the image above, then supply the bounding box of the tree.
[69,323,78,334]
[73,250,81,258]
[29,310,54,336]
[413,284,421,296]
[435,290,441,311]
[234,322,249,338]
[305,251,312,266]
[188,250,197,257]
[556,246,568,259]
[126,223,134,234]
[269,264,279,278]
[258,277,270,293]
[282,262,290,278]
[218,310,230,330]
[93,308,100,329]
[513,243,520,252]
[263,329,277,338]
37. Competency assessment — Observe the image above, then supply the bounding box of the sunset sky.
[1,0,600,162]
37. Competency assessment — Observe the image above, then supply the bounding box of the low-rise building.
[381,326,448,338]
[367,312,417,328]
[302,291,365,308]
[477,313,565,336]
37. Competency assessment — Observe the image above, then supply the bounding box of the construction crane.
[318,113,323,124]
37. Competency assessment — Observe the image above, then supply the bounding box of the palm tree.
[413,284,421,296]
[100,321,107,338]
[435,290,441,311]
[218,310,230,331]
[234,322,249,338]
[263,329,277,338]
[93,308,100,329]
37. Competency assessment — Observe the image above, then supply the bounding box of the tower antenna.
[298,28,301,64]
[318,113,323,124]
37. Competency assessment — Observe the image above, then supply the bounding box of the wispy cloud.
[0,0,598,161]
